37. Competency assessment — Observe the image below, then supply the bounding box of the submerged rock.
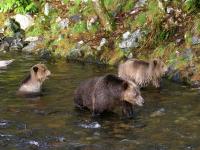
[150,108,166,117]
[67,42,93,61]
[22,41,39,53]
[0,41,9,52]
[190,80,200,89]
[22,37,43,53]
[28,140,39,147]
[79,121,101,129]
[9,38,24,51]
[0,59,14,69]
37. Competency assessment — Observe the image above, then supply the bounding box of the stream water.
[0,53,200,150]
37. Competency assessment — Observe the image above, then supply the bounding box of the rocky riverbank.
[0,0,200,88]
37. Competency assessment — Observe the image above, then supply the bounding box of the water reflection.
[0,53,199,150]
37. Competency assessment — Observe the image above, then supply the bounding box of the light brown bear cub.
[18,63,51,96]
[118,59,168,88]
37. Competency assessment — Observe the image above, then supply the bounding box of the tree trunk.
[92,0,114,32]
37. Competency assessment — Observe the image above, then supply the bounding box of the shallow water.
[0,53,200,150]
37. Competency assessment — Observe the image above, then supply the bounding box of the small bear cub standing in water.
[74,74,144,117]
[18,63,51,96]
[118,59,168,88]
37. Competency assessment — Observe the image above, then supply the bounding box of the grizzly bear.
[74,74,144,117]
[118,59,168,88]
[17,63,51,96]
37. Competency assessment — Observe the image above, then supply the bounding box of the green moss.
[27,26,44,36]
[184,31,193,47]
[0,0,38,14]
[193,17,200,35]
[183,0,200,13]
[82,2,96,17]
[104,0,113,7]
[71,21,87,33]
[88,21,100,33]
[152,46,165,58]
[132,13,147,29]
[122,0,135,12]
[68,5,80,16]
[62,0,69,4]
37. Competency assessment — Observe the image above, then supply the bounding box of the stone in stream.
[150,108,166,117]
[0,41,9,52]
[22,41,40,53]
[79,121,101,129]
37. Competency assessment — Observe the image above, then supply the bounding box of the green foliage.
[0,0,39,14]
[184,31,192,46]
[26,16,45,36]
[122,0,135,12]
[134,13,146,27]
[184,0,200,13]
[62,0,69,4]
[104,0,113,6]
[27,25,43,36]
[71,21,87,33]
[88,21,100,33]
[152,46,165,58]
[68,5,80,16]
[74,0,82,5]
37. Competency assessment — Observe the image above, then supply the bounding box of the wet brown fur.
[18,63,51,95]
[118,59,168,88]
[74,74,144,117]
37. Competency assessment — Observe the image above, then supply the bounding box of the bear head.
[30,63,51,83]
[104,74,144,107]
[151,59,168,77]
[122,80,144,106]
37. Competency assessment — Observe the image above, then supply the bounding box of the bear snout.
[46,70,51,78]
[135,96,144,106]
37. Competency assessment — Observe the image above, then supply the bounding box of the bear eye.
[123,82,129,90]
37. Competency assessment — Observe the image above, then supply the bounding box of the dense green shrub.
[0,0,39,14]
[184,0,200,13]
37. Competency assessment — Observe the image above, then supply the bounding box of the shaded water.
[0,53,200,150]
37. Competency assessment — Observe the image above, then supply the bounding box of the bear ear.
[33,66,38,73]
[122,81,129,90]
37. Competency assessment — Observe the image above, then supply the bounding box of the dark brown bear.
[74,74,144,117]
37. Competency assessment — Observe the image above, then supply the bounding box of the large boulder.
[12,14,34,30]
